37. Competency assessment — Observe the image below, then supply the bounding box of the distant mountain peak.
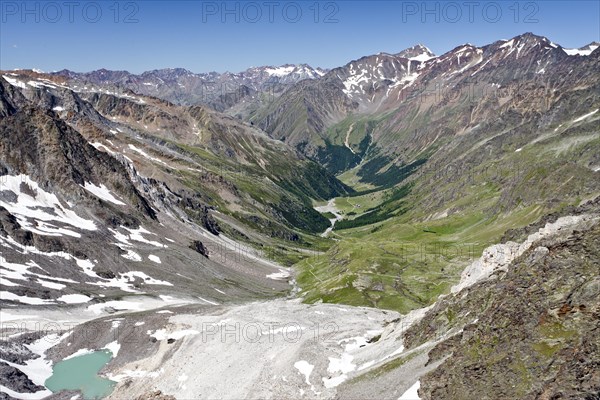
[255,64,327,79]
[488,32,563,59]
[150,67,193,74]
[515,31,546,39]
[562,41,600,56]
[396,44,436,62]
[413,44,434,53]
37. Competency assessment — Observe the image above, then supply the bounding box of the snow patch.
[323,351,359,388]
[3,75,28,88]
[328,353,355,375]
[107,368,164,382]
[58,294,92,304]
[82,182,126,205]
[123,226,167,248]
[128,144,169,167]
[197,296,219,306]
[90,142,116,155]
[148,328,199,341]
[148,254,161,264]
[63,348,95,360]
[294,360,314,385]
[409,53,435,62]
[36,279,66,290]
[563,45,599,56]
[0,291,55,305]
[121,249,142,262]
[264,65,296,77]
[120,271,173,286]
[399,380,421,399]
[214,287,226,295]
[572,109,598,123]
[499,39,514,49]
[0,175,96,236]
[266,269,290,280]
[0,246,78,287]
[103,341,121,356]
[87,300,143,315]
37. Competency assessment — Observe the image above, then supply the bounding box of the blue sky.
[1,1,599,73]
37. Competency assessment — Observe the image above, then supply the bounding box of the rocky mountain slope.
[0,69,353,317]
[251,33,599,177]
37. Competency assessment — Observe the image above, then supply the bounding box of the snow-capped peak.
[259,64,326,79]
[264,65,296,77]
[562,42,600,56]
[396,44,436,62]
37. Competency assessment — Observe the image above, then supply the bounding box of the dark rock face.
[190,240,209,258]
[0,340,37,365]
[208,85,257,113]
[0,362,45,394]
[0,78,25,118]
[0,205,85,256]
[96,270,117,279]
[0,106,156,220]
[0,333,46,395]
[0,206,34,246]
[201,212,221,236]
[175,191,220,235]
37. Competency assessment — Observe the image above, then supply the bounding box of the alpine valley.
[0,33,599,400]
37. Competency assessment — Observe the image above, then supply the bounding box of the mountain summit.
[396,44,436,61]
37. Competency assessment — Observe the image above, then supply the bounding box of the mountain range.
[0,32,599,400]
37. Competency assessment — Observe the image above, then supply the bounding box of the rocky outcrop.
[135,391,176,400]
[452,212,598,294]
[401,203,600,399]
[190,240,209,258]
[501,196,600,243]
[0,78,23,118]
[0,206,33,246]
[0,333,47,395]
[0,362,44,394]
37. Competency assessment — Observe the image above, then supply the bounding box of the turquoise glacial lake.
[45,349,116,399]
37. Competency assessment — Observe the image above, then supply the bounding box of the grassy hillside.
[297,115,600,313]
